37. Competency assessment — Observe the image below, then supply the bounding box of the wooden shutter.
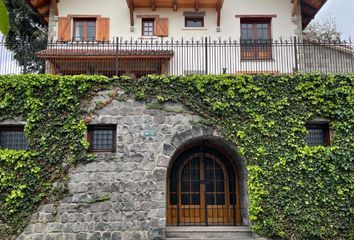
[154,18,169,37]
[96,17,110,42]
[58,17,71,41]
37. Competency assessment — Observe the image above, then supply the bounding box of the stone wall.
[298,44,354,74]
[17,89,248,240]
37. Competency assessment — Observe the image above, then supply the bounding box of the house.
[23,0,354,77]
[0,1,352,240]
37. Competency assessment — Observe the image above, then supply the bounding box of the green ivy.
[131,74,354,240]
[0,74,122,238]
[0,73,353,240]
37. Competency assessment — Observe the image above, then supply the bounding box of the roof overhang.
[126,0,224,11]
[291,0,327,29]
[27,0,326,30]
[26,0,58,22]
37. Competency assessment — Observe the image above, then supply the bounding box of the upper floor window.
[185,17,204,28]
[74,18,96,42]
[142,18,155,36]
[240,18,272,60]
[306,123,330,147]
[0,126,27,150]
[87,125,116,152]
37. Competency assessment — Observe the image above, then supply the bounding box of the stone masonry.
[17,89,248,240]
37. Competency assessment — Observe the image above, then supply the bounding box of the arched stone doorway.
[166,139,245,226]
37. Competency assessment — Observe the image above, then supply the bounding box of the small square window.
[185,17,204,28]
[142,18,155,36]
[87,125,116,152]
[0,126,27,150]
[306,123,330,146]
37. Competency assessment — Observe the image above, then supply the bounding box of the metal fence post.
[23,36,29,74]
[115,37,119,76]
[205,37,208,74]
[293,36,299,73]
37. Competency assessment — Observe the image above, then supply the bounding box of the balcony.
[1,37,353,76]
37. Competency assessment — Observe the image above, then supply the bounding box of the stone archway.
[165,135,249,226]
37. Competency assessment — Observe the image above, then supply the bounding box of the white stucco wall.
[54,0,298,40]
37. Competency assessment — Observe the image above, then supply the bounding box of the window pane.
[170,193,178,205]
[185,17,204,27]
[89,126,116,151]
[207,194,215,205]
[143,19,154,36]
[216,194,225,205]
[87,26,96,41]
[0,129,27,150]
[191,193,200,205]
[87,21,96,27]
[75,26,84,41]
[306,128,326,146]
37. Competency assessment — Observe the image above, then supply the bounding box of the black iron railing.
[0,37,353,76]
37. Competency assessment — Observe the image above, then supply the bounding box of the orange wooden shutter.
[58,17,71,41]
[96,17,110,41]
[154,18,169,37]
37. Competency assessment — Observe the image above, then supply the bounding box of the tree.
[0,0,9,35]
[304,12,342,41]
[4,0,48,73]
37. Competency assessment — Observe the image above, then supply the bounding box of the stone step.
[166,226,253,239]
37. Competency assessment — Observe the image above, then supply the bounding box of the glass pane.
[76,21,84,27]
[92,129,114,150]
[170,194,178,205]
[216,181,224,192]
[205,180,214,192]
[87,21,96,27]
[0,130,27,150]
[216,194,225,205]
[87,26,96,41]
[306,128,325,146]
[182,194,189,205]
[185,17,203,27]
[181,181,190,192]
[191,180,200,192]
[74,26,84,41]
[191,194,200,205]
[207,194,215,205]
[170,181,177,192]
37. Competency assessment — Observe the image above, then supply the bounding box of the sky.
[315,0,354,39]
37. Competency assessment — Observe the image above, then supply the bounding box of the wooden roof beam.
[195,0,200,11]
[173,0,177,11]
[151,0,156,11]
[216,0,222,27]
[51,0,58,16]
[291,0,299,17]
[126,0,135,27]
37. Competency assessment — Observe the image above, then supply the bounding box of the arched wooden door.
[167,145,241,226]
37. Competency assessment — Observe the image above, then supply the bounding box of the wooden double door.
[167,146,241,226]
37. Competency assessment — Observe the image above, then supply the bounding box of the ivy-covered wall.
[0,74,353,240]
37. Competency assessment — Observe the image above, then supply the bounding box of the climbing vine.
[0,74,121,238]
[131,74,354,240]
[0,73,353,240]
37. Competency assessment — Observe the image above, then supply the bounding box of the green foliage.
[0,73,353,240]
[0,0,9,35]
[4,0,47,72]
[0,74,120,238]
[130,74,354,240]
